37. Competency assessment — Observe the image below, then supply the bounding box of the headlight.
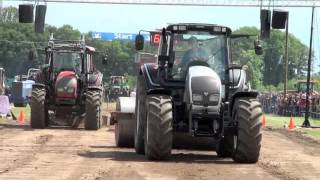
[209,94,219,102]
[57,88,64,92]
[67,87,74,93]
[192,94,203,102]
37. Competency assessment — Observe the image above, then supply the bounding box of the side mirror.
[254,40,263,55]
[135,34,144,51]
[102,54,108,65]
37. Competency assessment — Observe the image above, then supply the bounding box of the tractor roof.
[166,23,232,34]
[296,80,317,84]
[47,34,95,53]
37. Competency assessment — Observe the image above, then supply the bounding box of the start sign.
[92,32,151,42]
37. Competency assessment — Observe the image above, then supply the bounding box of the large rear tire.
[85,90,102,130]
[145,95,173,160]
[134,74,146,154]
[232,97,262,163]
[30,87,48,129]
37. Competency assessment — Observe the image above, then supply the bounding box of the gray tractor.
[116,23,263,163]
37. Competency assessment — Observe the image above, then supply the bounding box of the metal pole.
[284,14,289,99]
[303,6,315,128]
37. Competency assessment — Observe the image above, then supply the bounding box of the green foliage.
[232,27,310,91]
[127,75,137,89]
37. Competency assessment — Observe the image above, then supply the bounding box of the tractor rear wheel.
[134,74,146,154]
[232,97,262,163]
[85,90,102,130]
[30,87,48,129]
[144,95,173,160]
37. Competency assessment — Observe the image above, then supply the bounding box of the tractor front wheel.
[232,97,262,163]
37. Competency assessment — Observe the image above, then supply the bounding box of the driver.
[180,36,209,68]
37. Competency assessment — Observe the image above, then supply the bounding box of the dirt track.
[0,121,320,180]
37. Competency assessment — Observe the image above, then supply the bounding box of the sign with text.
[92,32,150,42]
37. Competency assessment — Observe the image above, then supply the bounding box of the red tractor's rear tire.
[30,87,48,129]
[85,90,102,130]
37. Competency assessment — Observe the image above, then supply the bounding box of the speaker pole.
[303,6,315,128]
[284,12,289,99]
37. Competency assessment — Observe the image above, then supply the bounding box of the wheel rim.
[136,98,140,136]
[145,111,149,152]
[233,135,238,151]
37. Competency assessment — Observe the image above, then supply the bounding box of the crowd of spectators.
[259,92,320,118]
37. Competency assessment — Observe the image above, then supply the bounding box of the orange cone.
[288,115,295,129]
[262,114,266,128]
[18,111,24,125]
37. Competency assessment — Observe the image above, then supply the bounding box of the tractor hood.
[184,66,222,115]
[55,71,78,100]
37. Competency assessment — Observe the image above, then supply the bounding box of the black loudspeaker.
[272,9,288,29]
[260,9,271,39]
[19,4,34,23]
[35,5,47,33]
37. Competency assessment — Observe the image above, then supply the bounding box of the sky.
[2,1,320,72]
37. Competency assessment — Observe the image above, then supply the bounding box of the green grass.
[0,118,5,123]
[264,114,320,139]
[302,129,320,138]
[264,114,320,128]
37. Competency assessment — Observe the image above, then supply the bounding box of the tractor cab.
[110,76,125,86]
[106,75,130,101]
[135,24,259,101]
[295,80,316,93]
[46,35,94,77]
[44,35,96,105]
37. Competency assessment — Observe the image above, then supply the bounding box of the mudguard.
[140,63,160,89]
[229,91,259,116]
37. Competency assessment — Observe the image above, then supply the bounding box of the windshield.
[111,77,123,85]
[53,52,81,74]
[171,31,226,80]
[298,82,313,93]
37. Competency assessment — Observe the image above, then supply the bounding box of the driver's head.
[188,36,198,50]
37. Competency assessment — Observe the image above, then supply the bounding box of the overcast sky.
[3,1,320,72]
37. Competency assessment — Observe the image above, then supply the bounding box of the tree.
[231,27,309,88]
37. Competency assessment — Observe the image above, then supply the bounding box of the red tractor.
[30,35,104,130]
